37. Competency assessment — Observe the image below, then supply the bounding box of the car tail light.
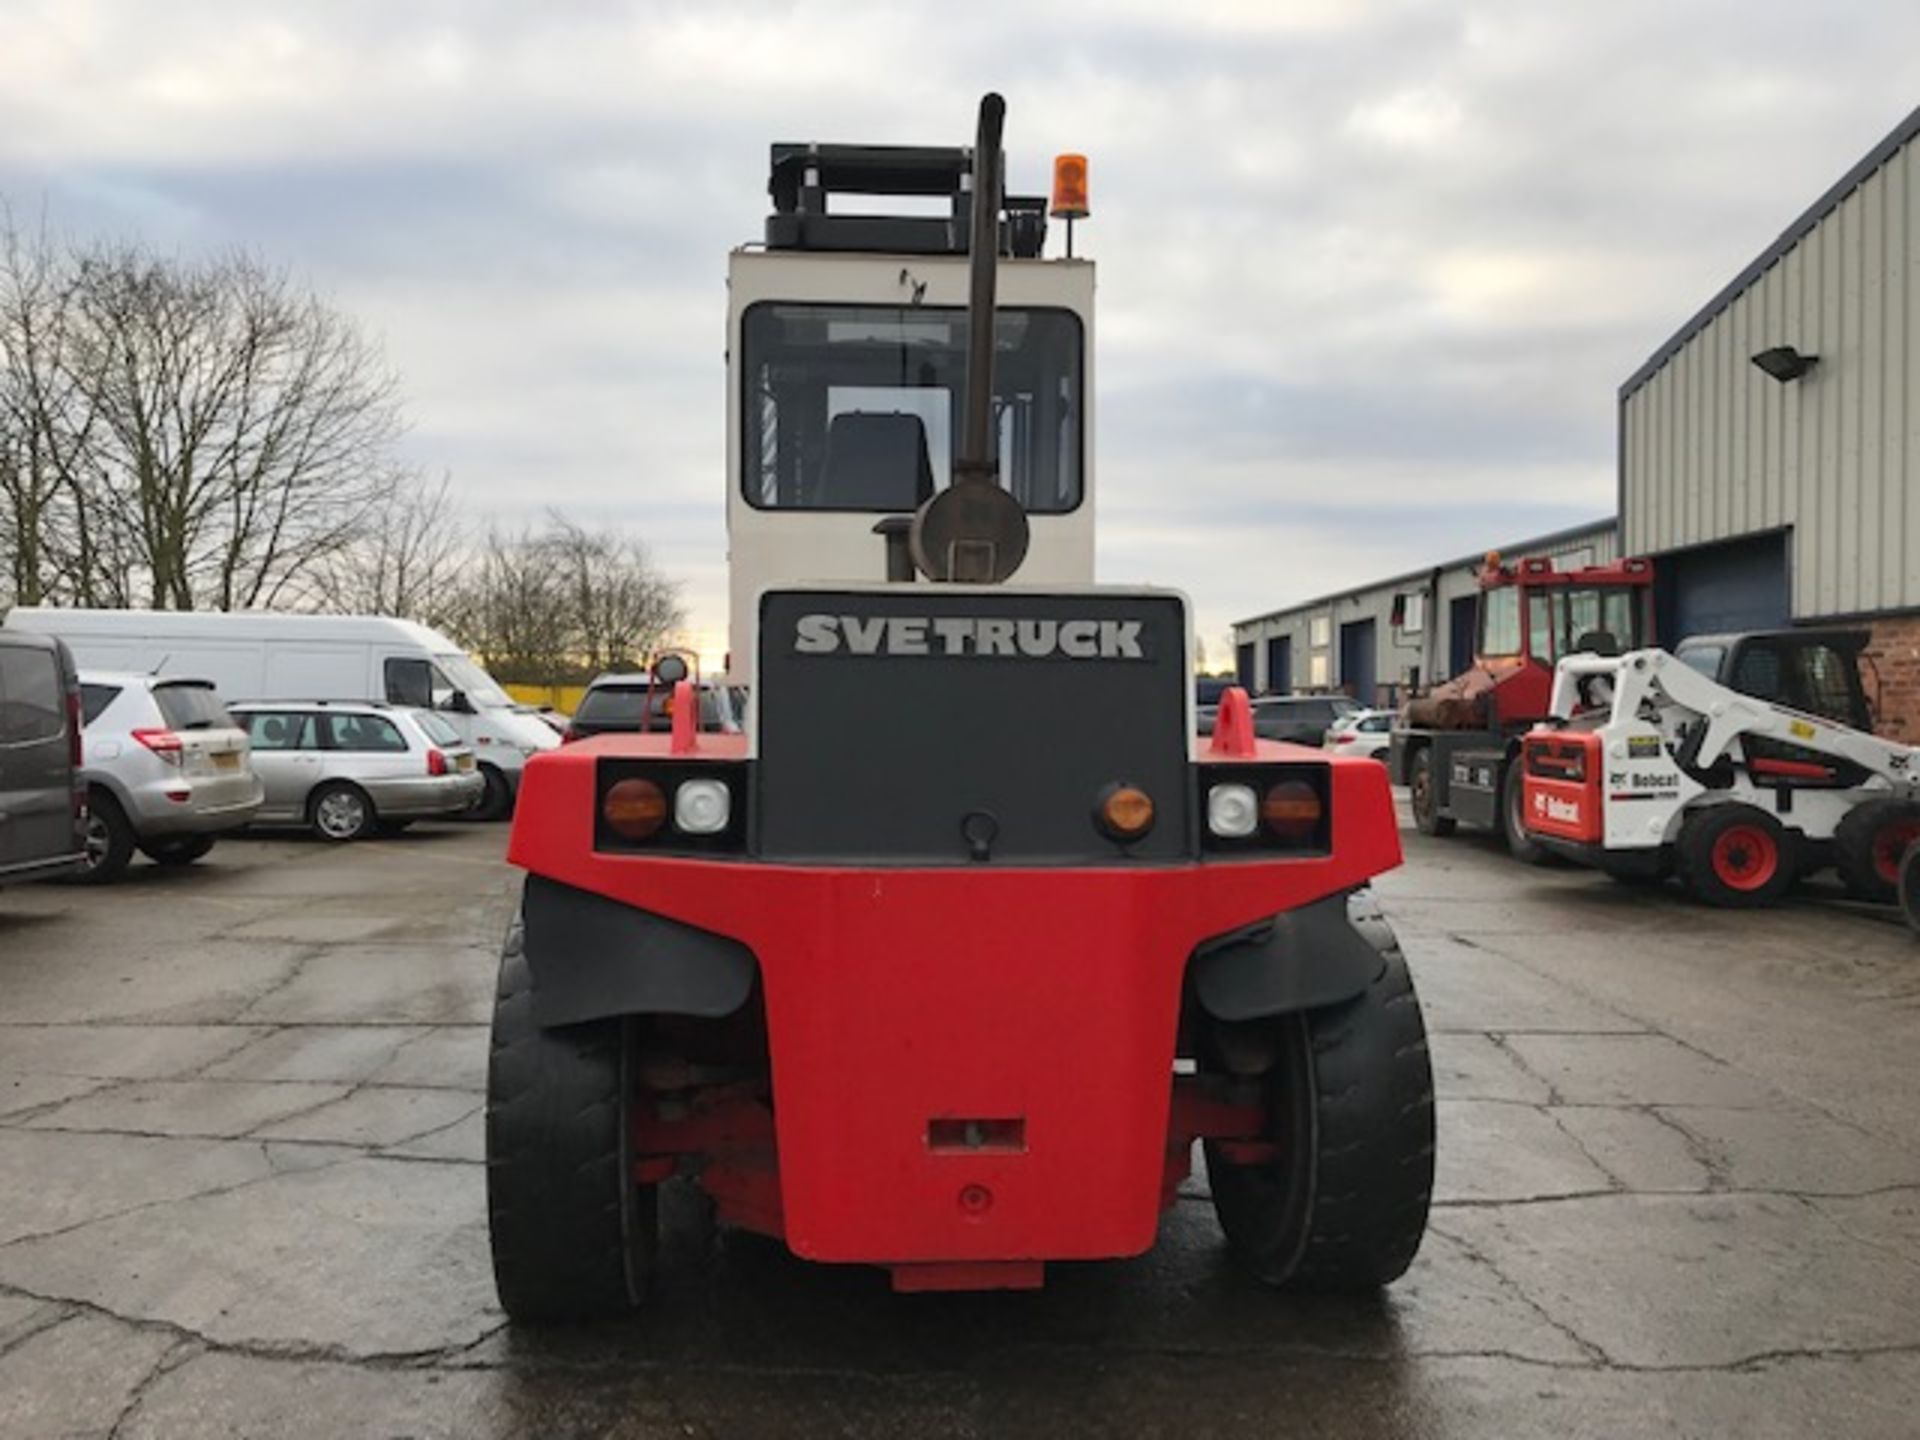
[133,728,184,765]
[426,748,448,776]
[1332,732,1355,744]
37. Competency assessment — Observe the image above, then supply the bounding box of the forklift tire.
[487,916,655,1322]
[1204,893,1435,1290]
[1832,798,1920,903]
[1500,760,1552,866]
[1409,748,1455,837]
[1675,805,1799,909]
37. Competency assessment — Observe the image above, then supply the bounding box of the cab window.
[741,303,1083,514]
[1480,587,1521,657]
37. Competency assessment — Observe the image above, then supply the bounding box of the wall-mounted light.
[1751,345,1818,382]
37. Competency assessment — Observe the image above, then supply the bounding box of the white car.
[1325,707,1395,762]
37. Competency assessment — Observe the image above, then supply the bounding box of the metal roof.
[1619,100,1920,402]
[1232,516,1616,629]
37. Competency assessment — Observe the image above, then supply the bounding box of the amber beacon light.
[1051,152,1089,255]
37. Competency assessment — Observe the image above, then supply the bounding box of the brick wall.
[1864,614,1920,743]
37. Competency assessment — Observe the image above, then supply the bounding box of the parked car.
[3,608,557,820]
[0,630,85,886]
[231,701,486,841]
[563,674,743,742]
[1197,693,1361,746]
[73,673,263,883]
[1326,707,1395,761]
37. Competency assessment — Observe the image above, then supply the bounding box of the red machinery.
[1389,553,1655,862]
[485,96,1433,1316]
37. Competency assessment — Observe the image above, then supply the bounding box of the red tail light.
[132,728,184,765]
[1332,732,1356,744]
[427,748,449,776]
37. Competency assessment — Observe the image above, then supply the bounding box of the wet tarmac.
[1,817,1917,1437]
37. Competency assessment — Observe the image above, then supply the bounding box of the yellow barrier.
[504,683,588,715]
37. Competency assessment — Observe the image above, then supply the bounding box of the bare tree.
[310,469,464,621]
[60,243,402,610]
[439,514,685,684]
[0,210,99,606]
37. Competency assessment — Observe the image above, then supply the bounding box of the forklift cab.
[1673,628,1875,732]
[724,146,1097,684]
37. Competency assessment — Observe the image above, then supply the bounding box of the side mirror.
[444,690,475,715]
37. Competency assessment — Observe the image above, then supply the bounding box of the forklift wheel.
[486,913,656,1322]
[1675,805,1799,909]
[1204,892,1435,1290]
[1832,798,1920,904]
[1409,748,1455,837]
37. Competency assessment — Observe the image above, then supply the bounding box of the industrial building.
[1234,101,1920,738]
[1620,100,1920,741]
[1229,518,1617,706]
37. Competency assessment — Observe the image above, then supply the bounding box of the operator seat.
[818,412,936,510]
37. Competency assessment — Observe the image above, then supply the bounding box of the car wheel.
[470,765,514,822]
[1204,891,1435,1289]
[141,835,216,867]
[310,783,377,842]
[70,791,136,885]
[487,912,655,1321]
[1409,747,1455,837]
[1675,805,1799,908]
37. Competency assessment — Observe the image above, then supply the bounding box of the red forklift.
[1388,553,1656,862]
[486,95,1434,1315]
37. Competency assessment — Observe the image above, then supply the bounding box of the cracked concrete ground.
[1,816,1918,1437]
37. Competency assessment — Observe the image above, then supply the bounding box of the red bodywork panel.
[508,729,1400,1282]
[1519,731,1603,843]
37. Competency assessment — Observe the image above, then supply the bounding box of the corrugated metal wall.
[1623,137,1920,620]
[1230,523,1619,697]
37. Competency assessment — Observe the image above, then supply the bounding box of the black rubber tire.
[1500,759,1552,866]
[1205,891,1435,1290]
[1674,804,1799,909]
[1409,747,1455,837]
[487,915,654,1322]
[1899,841,1920,936]
[141,834,216,866]
[470,766,514,822]
[308,782,377,842]
[1832,798,1920,903]
[70,791,135,885]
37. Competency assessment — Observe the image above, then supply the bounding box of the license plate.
[213,752,240,771]
[456,754,475,771]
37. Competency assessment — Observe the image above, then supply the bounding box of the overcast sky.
[4,0,1917,663]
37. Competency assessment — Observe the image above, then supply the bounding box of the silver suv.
[75,673,265,882]
[231,701,485,841]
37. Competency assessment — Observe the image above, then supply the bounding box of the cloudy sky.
[4,0,1917,663]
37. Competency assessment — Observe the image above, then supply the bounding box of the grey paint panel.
[757,588,1191,863]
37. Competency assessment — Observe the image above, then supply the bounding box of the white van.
[2,608,556,819]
